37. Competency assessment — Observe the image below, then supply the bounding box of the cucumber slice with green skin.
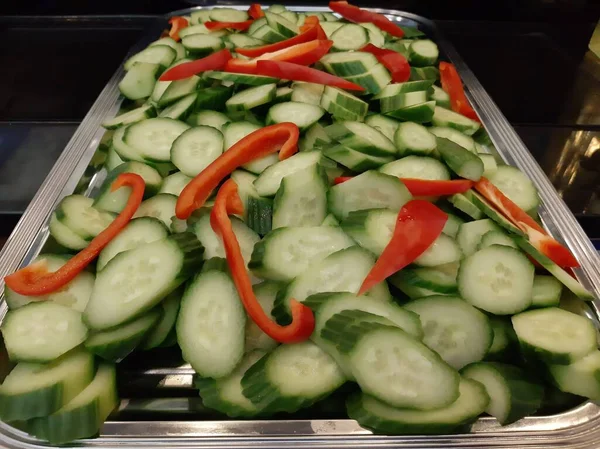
[512,307,597,365]
[468,190,523,234]
[227,33,265,48]
[449,193,485,220]
[459,245,534,315]
[190,10,211,24]
[303,122,332,150]
[226,83,277,112]
[322,86,369,116]
[432,106,481,136]
[157,92,197,121]
[249,226,354,282]
[328,170,412,220]
[158,171,193,196]
[364,114,400,142]
[291,82,325,105]
[85,309,160,362]
[394,121,437,157]
[347,378,489,435]
[429,85,451,109]
[274,86,294,104]
[408,39,439,67]
[84,233,204,330]
[118,62,160,100]
[486,317,517,361]
[142,290,181,349]
[1,303,88,363]
[383,100,436,123]
[442,213,465,239]
[178,24,212,38]
[321,95,366,121]
[111,125,148,163]
[194,86,234,111]
[265,11,299,38]
[272,246,391,322]
[210,7,249,22]
[188,110,230,131]
[266,101,325,131]
[105,145,124,172]
[326,121,397,157]
[124,45,176,71]
[193,213,260,268]
[222,121,276,174]
[254,151,323,197]
[321,51,378,77]
[241,340,345,414]
[197,350,267,417]
[323,144,393,171]
[324,322,460,410]
[250,24,287,43]
[414,234,462,267]
[230,170,273,235]
[477,230,518,250]
[380,91,428,113]
[158,75,201,108]
[345,63,392,94]
[170,125,224,177]
[331,23,369,51]
[429,126,476,152]
[393,267,458,295]
[4,254,94,312]
[341,208,396,256]
[0,349,95,422]
[182,33,225,57]
[379,155,451,180]
[320,21,345,38]
[272,164,328,228]
[97,217,169,271]
[457,218,502,257]
[549,350,600,401]
[461,362,544,425]
[404,296,492,370]
[479,153,498,177]
[28,363,119,445]
[133,193,178,228]
[487,165,540,212]
[372,80,434,100]
[177,261,246,378]
[245,283,280,353]
[322,213,340,227]
[203,71,279,86]
[56,194,116,240]
[436,137,484,181]
[125,118,190,163]
[388,272,449,300]
[102,104,156,130]
[531,275,563,308]
[410,66,440,82]
[94,162,163,214]
[360,22,385,47]
[149,36,186,60]
[512,235,595,300]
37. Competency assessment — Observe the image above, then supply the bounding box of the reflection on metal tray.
[1,5,600,449]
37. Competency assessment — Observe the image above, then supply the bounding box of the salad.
[0,2,598,444]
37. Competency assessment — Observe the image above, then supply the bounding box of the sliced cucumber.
[549,350,600,401]
[267,101,325,131]
[414,234,462,267]
[159,171,193,196]
[487,165,540,212]
[125,118,190,162]
[133,193,178,228]
[244,282,280,353]
[170,125,224,177]
[456,218,502,257]
[143,291,181,349]
[432,106,481,136]
[56,194,115,240]
[254,151,323,197]
[379,156,450,181]
[531,275,563,308]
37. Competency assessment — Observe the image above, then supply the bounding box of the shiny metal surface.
[0,5,599,448]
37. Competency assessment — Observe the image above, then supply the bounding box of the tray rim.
[1,4,600,448]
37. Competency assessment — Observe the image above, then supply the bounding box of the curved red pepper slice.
[329,1,404,38]
[236,22,322,57]
[359,200,448,295]
[255,60,365,91]
[474,177,579,268]
[300,15,327,40]
[4,173,145,296]
[176,123,299,220]
[168,16,189,42]
[334,176,473,196]
[205,20,254,32]
[248,3,265,19]
[439,61,481,123]
[159,49,232,81]
[211,179,315,343]
[361,43,410,83]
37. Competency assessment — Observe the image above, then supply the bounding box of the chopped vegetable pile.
[1,2,598,445]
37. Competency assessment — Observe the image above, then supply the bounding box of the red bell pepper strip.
[226,40,333,73]
[236,22,322,57]
[4,173,145,296]
[300,15,328,40]
[176,123,299,220]
[334,176,473,196]
[248,3,265,19]
[474,177,579,268]
[360,43,410,83]
[439,61,480,123]
[211,179,315,343]
[255,60,365,91]
[359,200,448,295]
[168,16,189,42]
[205,20,254,32]
[329,1,404,38]
[159,49,232,81]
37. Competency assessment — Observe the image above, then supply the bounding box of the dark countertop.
[0,8,599,241]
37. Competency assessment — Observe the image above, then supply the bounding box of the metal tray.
[1,5,600,448]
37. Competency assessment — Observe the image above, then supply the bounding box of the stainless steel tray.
[1,5,600,448]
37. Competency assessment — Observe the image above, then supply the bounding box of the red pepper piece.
[474,177,579,268]
[176,123,299,220]
[168,16,189,42]
[361,43,410,83]
[236,22,322,57]
[334,176,473,196]
[359,200,448,295]
[205,20,254,32]
[329,1,404,38]
[211,179,315,343]
[300,15,328,40]
[5,173,145,296]
[255,60,365,91]
[159,49,232,81]
[226,40,333,73]
[439,61,481,122]
[248,3,265,19]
